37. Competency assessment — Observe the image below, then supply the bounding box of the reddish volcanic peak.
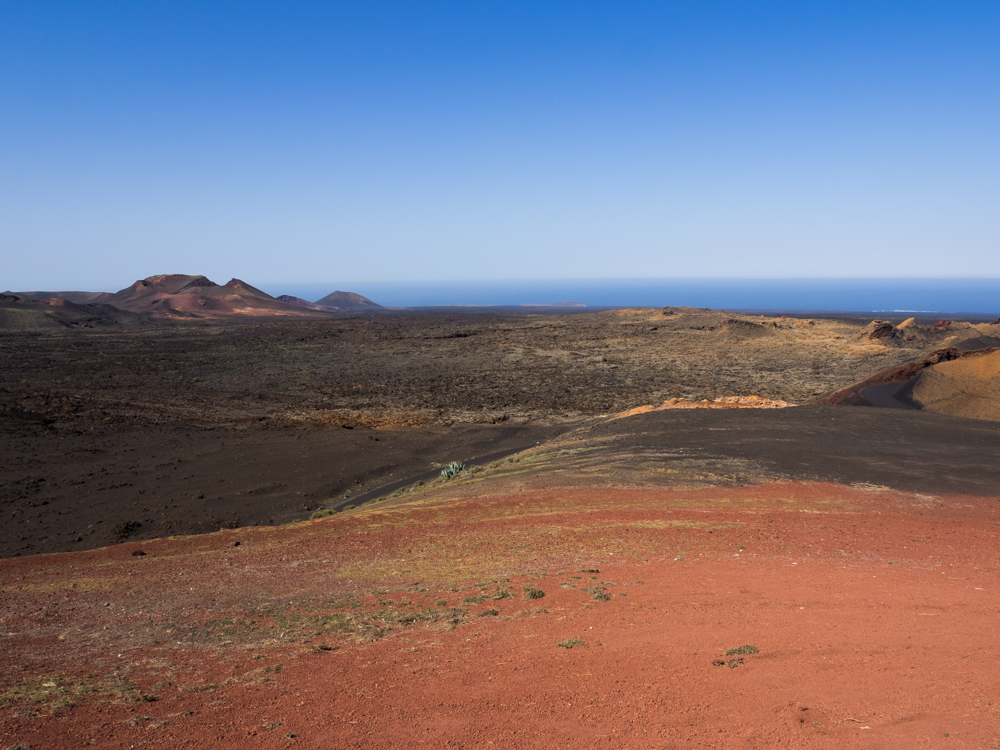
[104,274,315,318]
[219,278,276,300]
[140,274,216,293]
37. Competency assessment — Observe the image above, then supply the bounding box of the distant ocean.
[269,278,1000,317]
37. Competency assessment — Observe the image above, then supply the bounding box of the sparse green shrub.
[463,595,486,604]
[490,588,512,600]
[440,461,465,479]
[435,600,447,606]
[478,609,499,617]
[558,639,585,649]
[523,587,545,600]
[725,644,759,656]
[587,586,611,602]
[342,504,356,511]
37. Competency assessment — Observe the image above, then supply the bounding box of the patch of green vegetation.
[558,639,585,649]
[0,673,154,711]
[725,644,759,656]
[435,600,447,606]
[463,595,486,604]
[586,586,612,602]
[523,587,545,600]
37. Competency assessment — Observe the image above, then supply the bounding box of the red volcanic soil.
[3,483,999,748]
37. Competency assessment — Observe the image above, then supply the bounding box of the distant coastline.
[267,278,1000,316]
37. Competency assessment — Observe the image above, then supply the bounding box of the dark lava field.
[0,307,956,557]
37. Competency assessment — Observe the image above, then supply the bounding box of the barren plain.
[2,306,1000,747]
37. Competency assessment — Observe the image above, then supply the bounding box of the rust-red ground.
[3,481,999,748]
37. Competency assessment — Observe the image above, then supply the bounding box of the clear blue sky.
[2,1,999,292]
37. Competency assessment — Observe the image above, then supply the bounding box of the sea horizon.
[267,277,1000,317]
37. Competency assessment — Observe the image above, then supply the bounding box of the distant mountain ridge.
[101,274,310,318]
[7,275,383,321]
[11,291,114,304]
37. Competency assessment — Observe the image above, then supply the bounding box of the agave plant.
[440,461,465,479]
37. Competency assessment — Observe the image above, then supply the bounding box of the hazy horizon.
[11,275,999,316]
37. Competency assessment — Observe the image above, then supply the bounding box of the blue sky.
[2,1,999,292]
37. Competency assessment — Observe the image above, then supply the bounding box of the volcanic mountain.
[276,292,382,312]
[0,293,143,330]
[104,274,325,318]
[10,290,114,304]
[313,290,382,310]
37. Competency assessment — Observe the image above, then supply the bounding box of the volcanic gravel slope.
[905,348,1000,421]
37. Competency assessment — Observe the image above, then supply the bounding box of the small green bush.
[558,639,585,649]
[523,587,545,600]
[440,461,465,479]
[725,644,759,656]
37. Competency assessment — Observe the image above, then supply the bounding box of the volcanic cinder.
[2,299,1000,747]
